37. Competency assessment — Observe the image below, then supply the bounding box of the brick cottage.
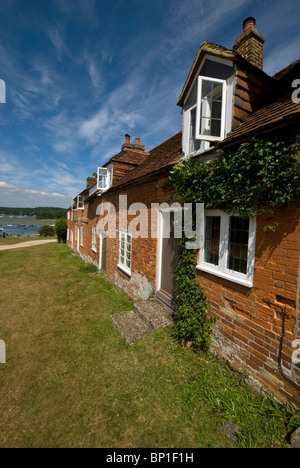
[67,18,300,406]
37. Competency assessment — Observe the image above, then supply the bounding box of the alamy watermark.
[0,340,6,364]
[292,79,300,104]
[292,340,300,365]
[95,196,204,249]
[0,79,6,104]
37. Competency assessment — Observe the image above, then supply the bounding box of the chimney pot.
[135,137,140,145]
[125,134,131,144]
[234,17,264,70]
[243,17,256,31]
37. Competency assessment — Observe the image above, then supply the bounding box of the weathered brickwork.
[197,205,300,405]
[68,187,300,405]
[100,175,179,300]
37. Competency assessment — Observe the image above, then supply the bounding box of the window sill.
[196,264,253,288]
[184,144,217,159]
[117,263,131,277]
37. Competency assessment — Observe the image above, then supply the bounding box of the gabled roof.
[273,58,300,82]
[108,131,182,191]
[177,40,274,108]
[108,149,149,166]
[217,59,300,148]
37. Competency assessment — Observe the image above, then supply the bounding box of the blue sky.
[0,0,300,208]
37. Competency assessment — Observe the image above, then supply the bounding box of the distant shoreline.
[0,218,56,226]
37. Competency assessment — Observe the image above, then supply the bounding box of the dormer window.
[182,56,234,157]
[97,164,113,192]
[97,167,108,191]
[77,196,84,210]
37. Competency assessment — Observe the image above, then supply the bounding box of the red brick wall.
[198,204,300,405]
[100,175,179,299]
[67,186,300,406]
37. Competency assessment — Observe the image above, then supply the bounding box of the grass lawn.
[0,244,298,448]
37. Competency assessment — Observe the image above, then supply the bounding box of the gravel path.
[0,239,57,251]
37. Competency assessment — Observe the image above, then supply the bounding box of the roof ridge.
[149,130,182,153]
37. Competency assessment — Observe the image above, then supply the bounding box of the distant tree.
[55,218,67,243]
[38,225,55,237]
[0,206,67,219]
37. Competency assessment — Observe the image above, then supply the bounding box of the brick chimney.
[233,17,264,70]
[86,173,97,188]
[122,134,145,152]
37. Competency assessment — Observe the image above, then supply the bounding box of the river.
[0,217,52,237]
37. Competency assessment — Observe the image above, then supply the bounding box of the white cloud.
[0,181,69,207]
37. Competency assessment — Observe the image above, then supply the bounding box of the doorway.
[156,209,180,309]
[99,232,107,273]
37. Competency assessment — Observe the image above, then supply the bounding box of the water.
[0,218,46,237]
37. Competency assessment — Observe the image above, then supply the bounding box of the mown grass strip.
[0,244,297,448]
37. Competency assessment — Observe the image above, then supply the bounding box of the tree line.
[0,207,67,220]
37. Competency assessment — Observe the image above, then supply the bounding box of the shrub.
[55,218,67,243]
[38,225,55,237]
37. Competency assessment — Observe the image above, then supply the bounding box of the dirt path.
[0,239,57,251]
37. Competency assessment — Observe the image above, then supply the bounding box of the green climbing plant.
[169,137,300,350]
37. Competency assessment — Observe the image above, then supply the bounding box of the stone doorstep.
[110,311,152,345]
[133,299,173,332]
[110,299,173,345]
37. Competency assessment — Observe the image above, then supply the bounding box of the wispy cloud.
[53,0,98,25]
[48,25,69,62]
[1,0,300,208]
[0,181,69,207]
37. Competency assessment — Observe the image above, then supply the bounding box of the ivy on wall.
[170,137,300,350]
[171,137,300,217]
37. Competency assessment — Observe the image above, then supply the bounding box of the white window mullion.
[219,213,229,272]
[247,217,257,281]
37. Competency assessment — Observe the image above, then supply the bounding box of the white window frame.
[92,226,97,253]
[107,163,113,189]
[97,167,109,191]
[77,196,84,210]
[197,210,256,288]
[118,230,132,276]
[99,231,107,271]
[182,55,235,158]
[196,76,227,142]
[80,225,84,247]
